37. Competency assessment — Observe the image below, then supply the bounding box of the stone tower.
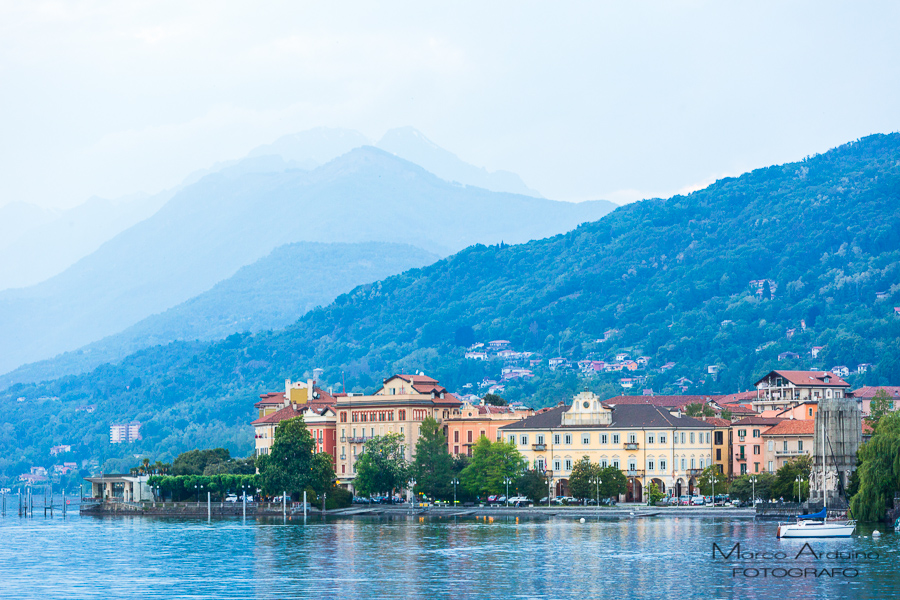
[809,396,861,509]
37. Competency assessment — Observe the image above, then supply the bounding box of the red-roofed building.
[333,374,462,490]
[761,419,815,472]
[444,401,534,457]
[731,417,784,476]
[851,386,900,417]
[251,403,337,466]
[752,370,850,412]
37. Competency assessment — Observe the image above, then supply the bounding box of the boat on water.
[776,410,856,538]
[777,507,856,538]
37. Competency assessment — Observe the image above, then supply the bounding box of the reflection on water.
[0,511,897,599]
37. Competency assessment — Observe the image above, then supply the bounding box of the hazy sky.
[2,1,899,209]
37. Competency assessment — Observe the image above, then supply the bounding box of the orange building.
[444,402,534,456]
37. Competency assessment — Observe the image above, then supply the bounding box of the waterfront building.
[730,416,783,475]
[500,391,714,501]
[752,370,850,413]
[252,378,338,461]
[698,417,733,479]
[333,374,462,489]
[851,385,900,417]
[443,401,534,456]
[85,474,151,502]
[760,419,814,473]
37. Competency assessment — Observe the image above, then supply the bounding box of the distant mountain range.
[2,133,897,479]
[0,242,437,388]
[0,145,614,375]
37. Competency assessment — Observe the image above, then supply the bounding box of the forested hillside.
[2,134,899,480]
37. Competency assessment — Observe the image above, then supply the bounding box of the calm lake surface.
[1,505,898,599]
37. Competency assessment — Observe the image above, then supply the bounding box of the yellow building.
[500,391,715,501]
[333,374,462,489]
[444,401,534,456]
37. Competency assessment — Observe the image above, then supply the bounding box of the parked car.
[225,494,238,503]
[678,495,691,506]
[507,496,532,506]
[691,496,705,506]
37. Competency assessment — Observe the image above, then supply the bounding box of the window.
[399,410,406,420]
[768,461,774,472]
[340,412,347,423]
[613,460,620,469]
[690,458,695,469]
[754,463,760,473]
[699,459,704,469]
[767,440,774,451]
[690,432,695,444]
[738,429,746,439]
[680,459,686,470]
[808,408,813,417]
[554,434,561,445]
[659,459,666,471]
[454,431,459,443]
[783,441,788,453]
[480,430,486,440]
[467,431,473,443]
[628,460,637,471]
[536,459,545,471]
[681,432,686,444]
[648,460,655,471]
[706,432,710,444]
[582,434,590,445]
[753,445,760,455]
[648,434,655,444]
[453,445,459,454]
[628,433,636,444]
[554,460,561,471]
[508,435,515,444]
[659,434,667,444]
[565,459,572,471]
[520,435,529,446]
[601,459,608,468]
[740,463,747,475]
[601,434,608,444]
[564,434,572,445]
[798,440,803,452]
[753,429,760,438]
[714,431,723,444]
[716,449,721,460]
[612,434,620,444]
[341,465,345,474]
[739,445,745,458]
[537,434,545,445]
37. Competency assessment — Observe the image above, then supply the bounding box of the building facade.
[731,417,783,475]
[444,402,534,456]
[333,374,462,489]
[500,391,714,501]
[752,370,850,413]
[760,419,814,473]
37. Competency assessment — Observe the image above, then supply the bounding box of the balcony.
[688,469,703,476]
[340,436,346,443]
[625,470,644,477]
[347,436,370,444]
[339,455,346,461]
[532,443,547,451]
[736,455,747,462]
[624,442,639,450]
[775,449,809,457]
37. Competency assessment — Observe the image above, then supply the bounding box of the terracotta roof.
[718,391,758,403]
[762,420,815,436]
[755,370,850,388]
[701,417,733,427]
[862,420,874,435]
[502,403,715,431]
[254,392,287,408]
[732,416,784,427]
[851,386,900,399]
[724,405,758,415]
[252,403,301,426]
[603,395,723,409]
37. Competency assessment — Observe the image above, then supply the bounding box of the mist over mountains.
[0,137,614,376]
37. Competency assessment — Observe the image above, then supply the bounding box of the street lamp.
[408,478,417,506]
[546,470,553,507]
[503,477,512,507]
[796,475,804,505]
[710,471,718,507]
[451,478,459,506]
[195,484,202,505]
[750,475,757,507]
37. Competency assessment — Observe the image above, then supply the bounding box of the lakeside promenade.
[80,500,757,519]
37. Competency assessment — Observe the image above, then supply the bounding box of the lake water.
[1,505,898,599]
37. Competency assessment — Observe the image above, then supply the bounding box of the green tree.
[412,417,454,500]
[697,465,729,496]
[729,472,776,502]
[568,457,601,502]
[353,433,409,497]
[483,394,507,406]
[720,409,733,421]
[685,403,715,417]
[646,482,665,504]
[460,437,525,498]
[256,416,333,498]
[598,465,627,500]
[171,448,231,476]
[516,469,548,503]
[770,456,812,501]
[850,411,900,522]
[867,389,895,425]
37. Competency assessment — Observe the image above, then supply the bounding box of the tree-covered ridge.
[1,133,899,482]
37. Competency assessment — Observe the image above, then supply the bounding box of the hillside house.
[489,340,511,350]
[753,370,850,412]
[464,351,488,360]
[811,346,824,358]
[777,351,800,361]
[831,366,850,378]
